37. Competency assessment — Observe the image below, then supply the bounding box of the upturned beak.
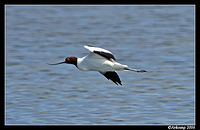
[47,61,66,65]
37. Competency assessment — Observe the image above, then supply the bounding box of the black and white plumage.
[99,71,122,85]
[48,45,146,85]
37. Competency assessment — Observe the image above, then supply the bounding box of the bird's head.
[47,56,77,67]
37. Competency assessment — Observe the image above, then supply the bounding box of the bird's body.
[48,45,146,85]
[77,51,127,72]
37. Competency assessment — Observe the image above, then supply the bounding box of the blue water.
[6,5,195,125]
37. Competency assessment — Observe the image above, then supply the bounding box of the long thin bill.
[47,61,66,65]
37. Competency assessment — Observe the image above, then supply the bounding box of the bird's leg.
[124,67,147,72]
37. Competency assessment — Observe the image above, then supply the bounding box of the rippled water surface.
[6,5,195,125]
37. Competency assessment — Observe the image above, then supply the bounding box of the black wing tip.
[115,82,122,85]
[100,71,122,86]
[111,79,122,86]
[113,80,122,85]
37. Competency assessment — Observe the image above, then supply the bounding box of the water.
[5,5,195,125]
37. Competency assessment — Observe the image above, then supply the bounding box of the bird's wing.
[99,71,122,85]
[84,45,116,61]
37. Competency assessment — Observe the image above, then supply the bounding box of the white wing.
[84,45,116,61]
[84,45,112,54]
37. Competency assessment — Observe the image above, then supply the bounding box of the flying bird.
[48,45,146,85]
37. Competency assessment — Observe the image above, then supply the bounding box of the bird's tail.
[124,67,147,72]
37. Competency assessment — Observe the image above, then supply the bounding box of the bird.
[48,45,146,85]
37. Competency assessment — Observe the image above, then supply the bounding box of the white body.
[77,52,128,71]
